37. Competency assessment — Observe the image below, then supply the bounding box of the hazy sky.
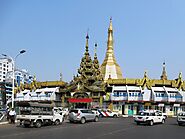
[0,0,185,82]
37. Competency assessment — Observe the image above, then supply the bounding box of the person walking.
[9,108,16,124]
[6,107,10,122]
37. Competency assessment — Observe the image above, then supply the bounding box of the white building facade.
[109,85,185,117]
[0,58,13,82]
[15,87,61,106]
[5,69,34,86]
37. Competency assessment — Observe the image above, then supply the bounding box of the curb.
[0,120,18,125]
[0,121,8,125]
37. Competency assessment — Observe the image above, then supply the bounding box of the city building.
[15,87,61,105]
[0,57,34,108]
[5,69,34,86]
[0,82,12,109]
[0,58,13,82]
[106,70,185,116]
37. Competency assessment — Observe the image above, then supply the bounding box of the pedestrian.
[6,107,10,122]
[9,108,16,124]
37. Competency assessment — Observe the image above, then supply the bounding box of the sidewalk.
[0,121,9,125]
[0,120,18,125]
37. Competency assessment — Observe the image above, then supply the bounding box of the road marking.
[87,126,137,139]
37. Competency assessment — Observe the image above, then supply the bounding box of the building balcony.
[167,96,182,102]
[153,96,168,102]
[128,96,143,102]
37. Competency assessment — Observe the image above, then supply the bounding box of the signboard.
[174,104,180,107]
[68,98,92,103]
[158,103,164,107]
[144,103,151,106]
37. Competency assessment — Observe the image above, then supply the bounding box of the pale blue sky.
[0,0,185,82]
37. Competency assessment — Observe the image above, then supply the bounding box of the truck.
[16,102,64,128]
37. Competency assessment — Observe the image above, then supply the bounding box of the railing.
[153,96,168,102]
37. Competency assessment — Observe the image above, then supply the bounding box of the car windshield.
[139,112,150,116]
[178,112,185,116]
[69,110,78,113]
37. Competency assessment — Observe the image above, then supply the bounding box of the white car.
[177,111,185,126]
[99,109,119,118]
[154,110,167,119]
[134,110,166,126]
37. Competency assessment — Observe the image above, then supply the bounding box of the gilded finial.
[33,75,36,82]
[144,70,147,78]
[161,61,167,80]
[179,72,182,79]
[86,32,89,39]
[85,32,89,55]
[109,17,113,31]
[60,72,63,81]
[94,43,97,58]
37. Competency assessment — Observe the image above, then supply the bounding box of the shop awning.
[68,98,93,103]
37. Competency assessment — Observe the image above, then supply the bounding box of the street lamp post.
[2,50,26,109]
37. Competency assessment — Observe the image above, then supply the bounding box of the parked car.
[68,109,99,124]
[91,108,101,116]
[134,110,166,126]
[98,109,119,118]
[177,111,185,126]
[154,110,168,119]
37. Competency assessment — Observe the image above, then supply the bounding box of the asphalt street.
[0,117,184,139]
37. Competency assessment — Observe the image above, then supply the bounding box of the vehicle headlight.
[146,117,149,119]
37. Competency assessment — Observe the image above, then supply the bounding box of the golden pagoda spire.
[160,62,167,80]
[107,17,114,57]
[94,43,97,58]
[85,33,89,55]
[101,18,123,81]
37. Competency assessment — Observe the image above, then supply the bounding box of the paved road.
[0,117,184,139]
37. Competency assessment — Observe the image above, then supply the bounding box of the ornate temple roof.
[107,72,185,91]
[61,34,105,93]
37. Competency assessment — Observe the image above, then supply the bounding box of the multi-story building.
[15,87,61,106]
[107,73,185,116]
[5,69,34,86]
[0,57,34,108]
[0,58,13,82]
[0,82,12,109]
